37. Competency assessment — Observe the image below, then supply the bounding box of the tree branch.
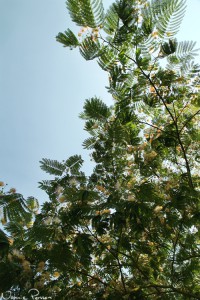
[179,109,200,134]
[100,37,194,188]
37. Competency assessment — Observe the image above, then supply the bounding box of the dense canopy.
[0,0,199,299]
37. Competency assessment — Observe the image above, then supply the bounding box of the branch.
[99,37,194,188]
[87,225,150,283]
[179,109,200,134]
[176,99,191,121]
[134,117,177,139]
[171,229,180,280]
[99,36,176,124]
[86,226,127,292]
[142,284,200,299]
[174,121,194,188]
[116,229,127,293]
[136,119,164,133]
[68,267,108,287]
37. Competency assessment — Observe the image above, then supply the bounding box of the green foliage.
[1,0,200,299]
[161,38,178,55]
[103,3,118,35]
[0,229,9,258]
[65,154,84,174]
[56,29,79,49]
[151,0,187,38]
[40,158,66,176]
[79,36,101,60]
[0,261,22,293]
[66,0,104,28]
[0,193,33,224]
[80,97,111,120]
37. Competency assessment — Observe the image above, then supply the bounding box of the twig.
[179,109,200,134]
[176,99,191,120]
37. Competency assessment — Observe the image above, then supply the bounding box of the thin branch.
[172,101,177,121]
[179,109,200,134]
[134,117,177,139]
[136,119,165,133]
[170,103,193,186]
[176,99,191,120]
[116,229,127,293]
[174,121,194,188]
[171,229,180,280]
[68,267,108,287]
[99,37,194,188]
[142,284,200,299]
[100,36,176,124]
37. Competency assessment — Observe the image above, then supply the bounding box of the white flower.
[53,217,61,224]
[115,181,121,190]
[55,186,64,195]
[44,217,52,225]
[58,195,66,203]
[69,178,78,186]
[154,206,163,213]
[189,226,198,234]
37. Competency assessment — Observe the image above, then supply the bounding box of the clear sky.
[0,0,200,202]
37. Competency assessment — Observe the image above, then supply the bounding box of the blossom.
[58,195,66,203]
[53,271,60,278]
[154,206,163,213]
[43,216,52,225]
[9,188,16,193]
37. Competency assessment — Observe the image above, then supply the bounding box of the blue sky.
[0,0,200,202]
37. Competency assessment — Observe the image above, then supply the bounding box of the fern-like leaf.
[26,197,39,214]
[166,41,199,72]
[155,0,186,39]
[81,97,111,120]
[82,137,97,149]
[29,219,55,243]
[181,62,200,76]
[0,193,31,224]
[40,158,65,176]
[5,222,25,239]
[141,5,155,36]
[38,179,56,193]
[79,36,101,60]
[66,0,104,28]
[161,39,178,55]
[174,41,199,60]
[56,29,79,49]
[103,3,118,35]
[98,47,118,71]
[83,119,98,132]
[65,155,84,174]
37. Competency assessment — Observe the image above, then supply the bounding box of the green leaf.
[0,193,32,224]
[153,0,187,38]
[175,40,199,60]
[103,3,118,35]
[98,47,118,71]
[65,155,84,174]
[161,39,177,55]
[80,36,101,60]
[0,229,9,257]
[81,97,111,120]
[40,158,65,176]
[82,137,97,149]
[0,261,21,293]
[56,29,79,48]
[66,0,104,28]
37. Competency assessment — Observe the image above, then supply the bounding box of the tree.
[0,0,199,299]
